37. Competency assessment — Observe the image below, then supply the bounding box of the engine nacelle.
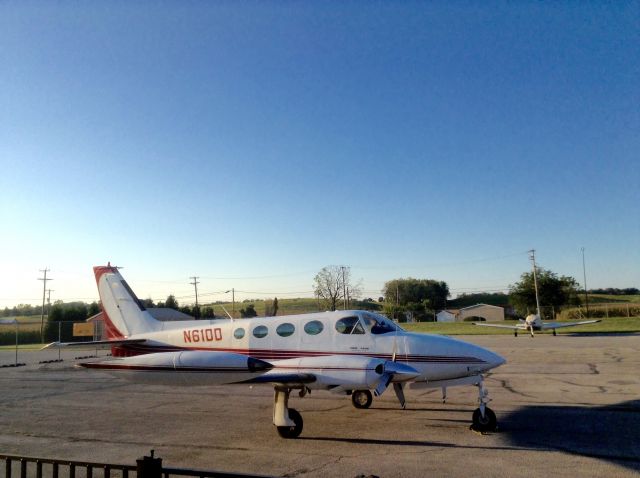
[270,355,390,390]
[80,350,272,386]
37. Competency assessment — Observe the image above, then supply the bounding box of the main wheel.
[351,390,373,409]
[276,408,303,439]
[472,407,497,432]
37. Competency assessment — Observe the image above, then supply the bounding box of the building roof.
[460,303,504,311]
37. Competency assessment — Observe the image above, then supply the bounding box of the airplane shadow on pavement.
[303,400,640,473]
[500,399,640,472]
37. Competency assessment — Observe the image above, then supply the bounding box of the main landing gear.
[471,377,497,433]
[273,386,305,439]
[351,389,373,409]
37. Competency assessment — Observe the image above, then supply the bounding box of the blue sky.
[1,2,638,307]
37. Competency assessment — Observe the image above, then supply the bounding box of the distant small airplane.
[474,314,601,337]
[47,265,506,437]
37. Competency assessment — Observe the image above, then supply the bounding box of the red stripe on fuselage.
[114,343,487,364]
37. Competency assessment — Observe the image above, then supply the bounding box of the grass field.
[0,316,44,333]
[588,294,640,303]
[404,316,640,335]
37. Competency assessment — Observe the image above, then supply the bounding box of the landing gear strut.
[273,386,304,438]
[471,377,497,432]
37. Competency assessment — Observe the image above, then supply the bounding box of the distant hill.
[202,297,382,317]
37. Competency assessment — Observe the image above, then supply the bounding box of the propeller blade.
[373,361,420,397]
[383,361,420,381]
[374,374,391,397]
[393,382,406,409]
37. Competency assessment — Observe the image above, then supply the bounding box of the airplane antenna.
[528,249,541,317]
[220,305,234,322]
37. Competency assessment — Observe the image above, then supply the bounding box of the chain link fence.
[0,319,103,367]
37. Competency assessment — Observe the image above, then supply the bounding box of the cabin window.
[276,323,295,337]
[362,313,399,335]
[233,328,245,339]
[252,325,268,338]
[335,316,365,335]
[304,320,324,335]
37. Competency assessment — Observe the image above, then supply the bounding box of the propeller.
[373,360,418,402]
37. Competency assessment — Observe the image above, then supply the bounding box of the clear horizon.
[1,2,638,308]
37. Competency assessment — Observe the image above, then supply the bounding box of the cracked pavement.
[1,335,639,477]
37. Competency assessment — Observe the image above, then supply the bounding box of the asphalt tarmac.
[1,334,639,477]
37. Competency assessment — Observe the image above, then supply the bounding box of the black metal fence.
[0,452,271,478]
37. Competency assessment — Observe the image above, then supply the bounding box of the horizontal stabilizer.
[41,338,148,350]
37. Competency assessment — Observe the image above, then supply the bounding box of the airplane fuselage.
[113,310,504,388]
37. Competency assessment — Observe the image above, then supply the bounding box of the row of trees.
[311,264,601,321]
[4,266,632,323]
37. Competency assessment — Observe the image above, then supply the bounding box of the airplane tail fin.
[94,265,161,338]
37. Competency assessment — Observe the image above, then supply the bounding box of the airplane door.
[334,315,374,354]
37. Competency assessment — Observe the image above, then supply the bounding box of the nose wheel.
[471,376,498,432]
[472,407,497,432]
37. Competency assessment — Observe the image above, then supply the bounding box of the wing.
[41,338,148,350]
[242,373,317,385]
[473,322,525,330]
[540,319,601,330]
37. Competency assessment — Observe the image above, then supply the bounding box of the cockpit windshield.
[361,312,403,335]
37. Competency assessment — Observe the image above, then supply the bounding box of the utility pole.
[38,268,52,342]
[47,289,54,315]
[581,247,589,318]
[528,250,541,318]
[341,266,347,310]
[189,276,200,318]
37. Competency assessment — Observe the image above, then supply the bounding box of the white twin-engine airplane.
[50,266,506,438]
[474,314,601,337]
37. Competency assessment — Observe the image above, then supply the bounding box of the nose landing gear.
[471,377,497,432]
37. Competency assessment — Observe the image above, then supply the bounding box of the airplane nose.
[484,350,506,370]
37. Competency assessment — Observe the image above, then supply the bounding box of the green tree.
[45,301,89,342]
[141,298,156,308]
[509,268,581,317]
[165,295,179,310]
[382,278,449,320]
[87,301,101,317]
[240,304,258,318]
[201,307,215,319]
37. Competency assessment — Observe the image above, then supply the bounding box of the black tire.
[276,408,303,439]
[514,330,518,337]
[553,329,557,336]
[351,390,373,409]
[472,407,497,432]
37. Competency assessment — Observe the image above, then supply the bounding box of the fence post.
[15,320,19,366]
[136,450,162,478]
